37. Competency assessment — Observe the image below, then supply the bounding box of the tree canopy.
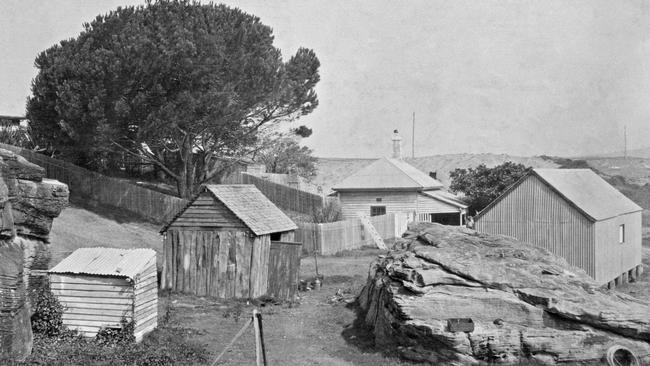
[27,0,320,198]
[449,162,530,214]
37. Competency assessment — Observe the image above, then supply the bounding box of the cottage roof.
[49,248,156,280]
[477,169,642,222]
[161,185,297,235]
[421,190,468,209]
[332,157,444,191]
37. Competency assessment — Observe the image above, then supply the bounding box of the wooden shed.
[48,248,158,342]
[475,169,643,286]
[160,184,301,300]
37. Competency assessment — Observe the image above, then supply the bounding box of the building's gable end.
[168,191,247,230]
[476,175,596,277]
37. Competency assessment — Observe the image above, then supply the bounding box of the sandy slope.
[48,205,163,267]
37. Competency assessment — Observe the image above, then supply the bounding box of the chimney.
[429,171,437,179]
[391,129,402,159]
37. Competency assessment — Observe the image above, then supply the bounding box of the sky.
[1,0,650,158]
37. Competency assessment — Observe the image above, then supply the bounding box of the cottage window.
[370,206,386,217]
[270,232,282,241]
[619,224,625,244]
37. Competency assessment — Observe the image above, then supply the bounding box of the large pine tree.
[28,0,320,198]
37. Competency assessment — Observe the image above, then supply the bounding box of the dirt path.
[162,252,416,366]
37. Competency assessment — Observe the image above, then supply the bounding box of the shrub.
[30,279,66,336]
[95,318,135,345]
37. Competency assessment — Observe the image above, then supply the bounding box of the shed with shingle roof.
[160,185,301,300]
[48,248,157,342]
[475,169,643,285]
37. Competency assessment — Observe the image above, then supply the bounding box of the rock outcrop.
[0,149,68,363]
[358,222,650,365]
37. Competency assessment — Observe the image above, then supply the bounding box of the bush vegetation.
[22,283,209,365]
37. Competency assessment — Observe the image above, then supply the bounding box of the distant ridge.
[577,146,650,159]
[313,153,558,192]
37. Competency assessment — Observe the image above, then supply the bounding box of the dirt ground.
[160,250,418,366]
[613,237,650,302]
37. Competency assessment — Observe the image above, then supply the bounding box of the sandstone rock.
[358,222,650,365]
[0,243,33,363]
[0,148,69,362]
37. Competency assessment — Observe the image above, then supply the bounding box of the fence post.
[253,309,267,366]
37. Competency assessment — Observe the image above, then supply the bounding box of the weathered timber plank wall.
[0,143,188,224]
[267,241,302,300]
[241,173,326,215]
[162,229,275,299]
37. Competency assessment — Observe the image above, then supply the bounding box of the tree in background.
[27,0,319,198]
[449,162,530,214]
[254,125,317,180]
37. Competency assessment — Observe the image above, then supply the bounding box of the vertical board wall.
[162,229,271,298]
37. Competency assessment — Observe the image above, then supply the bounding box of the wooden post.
[253,309,267,366]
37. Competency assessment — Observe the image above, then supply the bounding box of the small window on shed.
[270,232,282,241]
[619,224,625,244]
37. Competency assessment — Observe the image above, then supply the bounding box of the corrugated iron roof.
[476,169,642,222]
[48,248,156,280]
[202,185,298,236]
[332,157,444,191]
[531,169,642,221]
[421,190,468,209]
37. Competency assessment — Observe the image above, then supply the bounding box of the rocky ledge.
[0,148,68,362]
[357,222,650,365]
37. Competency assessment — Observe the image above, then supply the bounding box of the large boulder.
[358,222,650,365]
[0,148,69,363]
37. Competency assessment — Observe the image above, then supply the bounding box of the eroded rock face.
[358,222,650,365]
[0,148,68,362]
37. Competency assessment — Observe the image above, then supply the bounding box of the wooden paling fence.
[0,143,188,224]
[241,173,325,215]
[296,213,407,255]
[267,241,302,300]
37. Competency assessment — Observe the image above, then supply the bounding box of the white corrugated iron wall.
[594,212,642,284]
[476,175,595,277]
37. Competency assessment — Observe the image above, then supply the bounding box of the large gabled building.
[475,168,643,286]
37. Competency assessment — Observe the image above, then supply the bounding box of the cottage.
[331,132,467,224]
[475,169,643,286]
[48,248,158,342]
[160,184,301,300]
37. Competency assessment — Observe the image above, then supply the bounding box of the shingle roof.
[531,169,642,221]
[332,157,444,191]
[48,248,156,281]
[203,185,297,235]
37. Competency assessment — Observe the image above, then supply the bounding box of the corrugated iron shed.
[49,247,156,280]
[478,169,642,222]
[532,169,642,221]
[203,184,297,235]
[332,157,444,191]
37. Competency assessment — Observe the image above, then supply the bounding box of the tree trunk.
[177,137,196,199]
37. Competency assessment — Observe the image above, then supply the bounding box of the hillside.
[49,205,162,267]
[313,153,558,192]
